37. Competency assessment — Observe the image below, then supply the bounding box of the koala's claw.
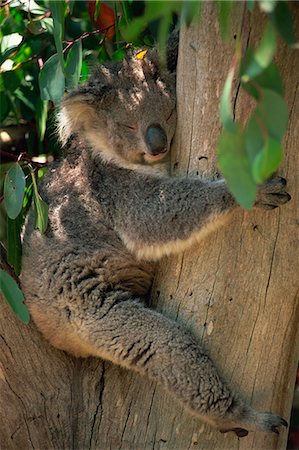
[257,412,288,435]
[256,176,291,209]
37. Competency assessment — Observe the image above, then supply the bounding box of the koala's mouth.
[143,149,169,162]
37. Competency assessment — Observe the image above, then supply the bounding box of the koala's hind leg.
[41,290,287,436]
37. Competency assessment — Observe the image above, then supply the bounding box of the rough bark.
[0,3,298,450]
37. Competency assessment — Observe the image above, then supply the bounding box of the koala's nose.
[145,125,167,155]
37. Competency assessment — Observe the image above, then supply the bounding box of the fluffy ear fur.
[166,29,179,73]
[57,95,97,147]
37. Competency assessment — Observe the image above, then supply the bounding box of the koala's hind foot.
[34,288,288,438]
[256,176,291,210]
[215,401,288,437]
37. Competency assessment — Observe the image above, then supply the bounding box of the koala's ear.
[57,79,115,146]
[57,93,99,147]
[166,29,179,73]
[143,29,179,75]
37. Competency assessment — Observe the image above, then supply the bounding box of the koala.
[21,39,290,438]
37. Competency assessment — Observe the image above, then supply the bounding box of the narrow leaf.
[94,0,101,20]
[219,68,236,133]
[36,99,48,141]
[245,114,264,164]
[217,126,256,210]
[0,269,30,324]
[31,172,48,233]
[257,89,288,141]
[39,54,65,105]
[273,1,297,47]
[68,0,75,14]
[217,1,234,40]
[7,216,22,276]
[65,39,82,90]
[50,1,66,72]
[259,0,277,13]
[243,22,276,79]
[252,138,283,183]
[4,163,25,220]
[247,0,255,12]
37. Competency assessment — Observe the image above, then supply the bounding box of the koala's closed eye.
[121,124,138,132]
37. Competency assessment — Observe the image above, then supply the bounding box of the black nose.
[145,125,167,155]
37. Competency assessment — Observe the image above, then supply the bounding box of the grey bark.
[0,3,298,450]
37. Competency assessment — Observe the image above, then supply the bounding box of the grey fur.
[21,47,290,437]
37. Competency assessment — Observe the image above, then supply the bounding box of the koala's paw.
[256,177,291,210]
[254,412,288,435]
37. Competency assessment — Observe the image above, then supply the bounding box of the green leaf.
[94,0,101,20]
[65,39,82,90]
[259,0,277,13]
[217,1,234,40]
[31,172,48,233]
[273,1,297,47]
[50,1,66,72]
[0,33,23,53]
[181,1,202,27]
[4,163,25,220]
[41,18,54,34]
[217,126,256,210]
[0,92,9,121]
[245,114,265,164]
[252,138,283,183]
[243,22,276,80]
[219,68,236,133]
[39,54,65,105]
[247,0,255,12]
[1,70,22,93]
[7,216,22,276]
[14,88,35,111]
[68,0,75,14]
[242,61,283,100]
[36,99,48,142]
[256,89,288,140]
[0,269,30,324]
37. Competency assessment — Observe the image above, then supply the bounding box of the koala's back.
[21,143,155,355]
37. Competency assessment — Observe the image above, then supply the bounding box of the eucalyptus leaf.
[259,0,277,13]
[0,269,30,324]
[50,1,66,72]
[4,163,25,220]
[219,68,236,133]
[247,0,255,12]
[252,138,283,183]
[7,216,22,276]
[245,114,264,164]
[256,89,288,141]
[32,172,48,234]
[0,33,23,53]
[66,40,82,90]
[217,126,256,210]
[68,0,75,14]
[217,1,234,40]
[39,54,65,105]
[36,99,48,142]
[33,192,48,234]
[273,1,297,46]
[244,22,276,79]
[94,0,101,20]
[0,92,9,122]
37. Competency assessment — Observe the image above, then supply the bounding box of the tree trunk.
[0,3,298,449]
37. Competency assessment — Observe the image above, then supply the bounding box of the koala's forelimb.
[91,164,236,261]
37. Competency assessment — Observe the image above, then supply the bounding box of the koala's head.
[58,49,177,169]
